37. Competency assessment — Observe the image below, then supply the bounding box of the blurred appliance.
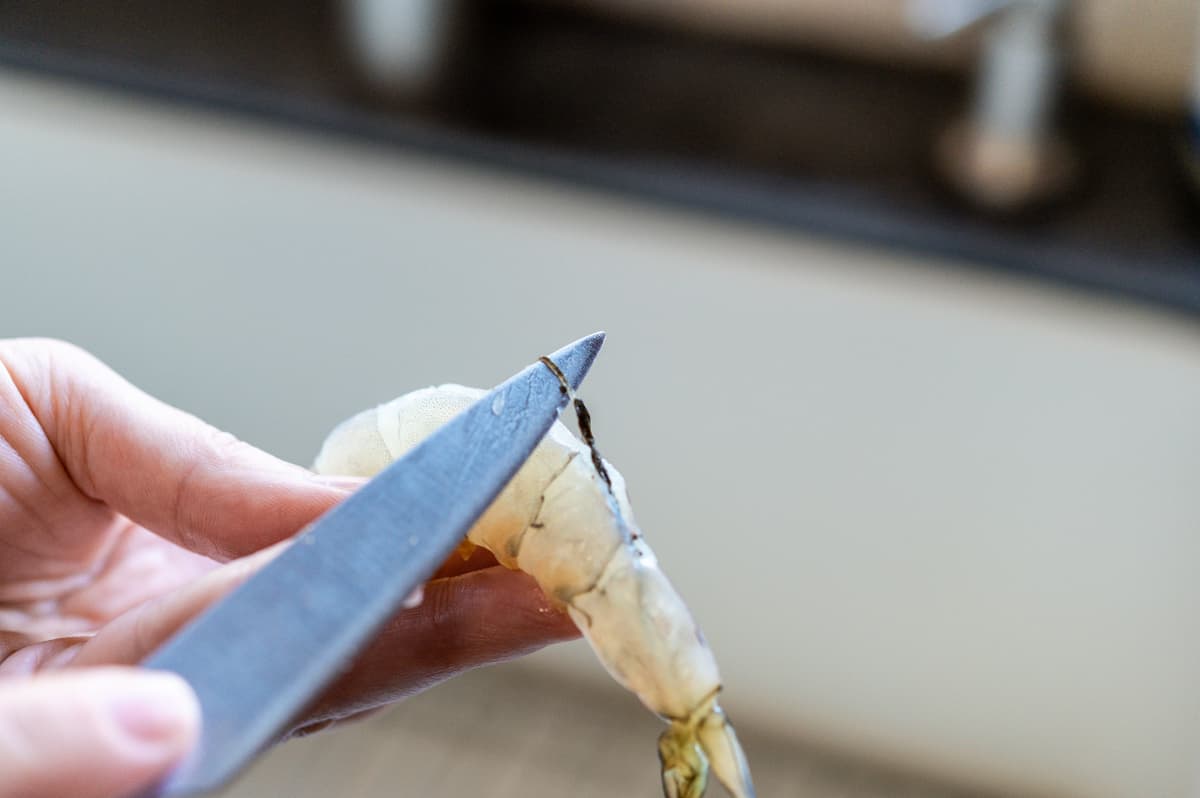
[0,0,1195,311]
[1183,9,1200,210]
[340,0,462,96]
[910,0,1077,211]
[538,0,1197,111]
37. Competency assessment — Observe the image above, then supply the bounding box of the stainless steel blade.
[140,332,605,797]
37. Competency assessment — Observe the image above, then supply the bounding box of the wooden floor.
[217,664,989,798]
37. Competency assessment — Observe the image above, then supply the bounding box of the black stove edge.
[2,37,1198,323]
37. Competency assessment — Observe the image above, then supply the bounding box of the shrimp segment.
[314,384,755,798]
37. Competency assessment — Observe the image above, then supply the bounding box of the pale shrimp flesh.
[313,379,755,798]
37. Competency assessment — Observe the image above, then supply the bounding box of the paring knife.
[139,332,606,797]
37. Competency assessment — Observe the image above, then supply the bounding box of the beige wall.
[4,72,1200,797]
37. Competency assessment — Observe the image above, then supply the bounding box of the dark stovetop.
[2,1,1198,315]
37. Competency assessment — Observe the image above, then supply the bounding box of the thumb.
[0,667,199,798]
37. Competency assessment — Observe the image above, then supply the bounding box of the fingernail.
[312,475,367,492]
[109,673,199,744]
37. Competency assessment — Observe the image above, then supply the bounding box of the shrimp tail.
[659,699,755,798]
[698,704,755,798]
[658,723,706,798]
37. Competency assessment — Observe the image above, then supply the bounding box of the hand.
[0,339,578,798]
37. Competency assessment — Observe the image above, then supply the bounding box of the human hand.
[0,339,578,798]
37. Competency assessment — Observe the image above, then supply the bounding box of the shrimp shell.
[314,384,755,798]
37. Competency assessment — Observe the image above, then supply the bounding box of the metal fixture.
[339,0,463,99]
[910,0,1076,212]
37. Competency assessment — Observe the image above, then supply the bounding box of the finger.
[289,707,383,738]
[294,567,579,730]
[69,538,526,671]
[0,339,356,560]
[66,547,578,727]
[0,667,198,798]
[67,542,286,669]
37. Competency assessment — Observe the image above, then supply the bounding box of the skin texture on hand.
[0,338,579,797]
[0,667,199,798]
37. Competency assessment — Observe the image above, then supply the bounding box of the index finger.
[0,338,351,561]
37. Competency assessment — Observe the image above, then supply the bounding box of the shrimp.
[313,383,755,798]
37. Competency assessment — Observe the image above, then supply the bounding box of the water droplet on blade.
[491,393,506,415]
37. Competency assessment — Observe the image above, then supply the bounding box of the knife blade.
[140,331,605,796]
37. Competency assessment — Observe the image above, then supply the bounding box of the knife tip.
[547,331,605,392]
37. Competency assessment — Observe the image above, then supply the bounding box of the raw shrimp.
[313,382,755,798]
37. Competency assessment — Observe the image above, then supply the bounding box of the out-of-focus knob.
[909,0,1077,212]
[340,0,460,99]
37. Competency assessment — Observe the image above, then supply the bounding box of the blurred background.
[3,1,1200,797]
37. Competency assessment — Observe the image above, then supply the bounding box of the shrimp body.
[314,385,755,798]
